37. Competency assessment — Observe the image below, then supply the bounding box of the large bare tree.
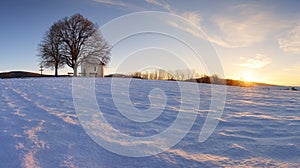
[38,23,64,76]
[38,13,111,76]
[56,13,110,76]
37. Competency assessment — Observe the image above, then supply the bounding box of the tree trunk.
[55,64,58,77]
[73,64,78,77]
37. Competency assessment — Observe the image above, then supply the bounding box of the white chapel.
[80,57,104,77]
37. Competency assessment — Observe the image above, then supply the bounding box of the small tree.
[38,23,64,76]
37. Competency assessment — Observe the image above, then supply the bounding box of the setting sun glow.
[241,71,257,82]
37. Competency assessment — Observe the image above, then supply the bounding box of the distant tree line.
[37,13,111,76]
[126,69,255,87]
[129,69,198,81]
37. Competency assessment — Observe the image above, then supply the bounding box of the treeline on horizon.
[106,69,258,87]
[1,70,297,89]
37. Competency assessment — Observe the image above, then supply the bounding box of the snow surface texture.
[0,78,299,167]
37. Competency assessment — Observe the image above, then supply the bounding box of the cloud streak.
[181,11,201,26]
[164,3,282,49]
[166,11,205,40]
[143,0,203,27]
[142,1,206,41]
[236,54,272,69]
[278,25,300,54]
[144,0,173,12]
[93,1,289,52]
[93,0,127,7]
[93,0,143,11]
[207,4,279,48]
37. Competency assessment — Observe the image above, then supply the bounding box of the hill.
[0,71,42,78]
[0,71,75,79]
[0,71,51,79]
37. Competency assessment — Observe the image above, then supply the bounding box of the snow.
[0,78,300,167]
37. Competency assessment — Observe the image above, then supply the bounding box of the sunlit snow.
[0,78,299,167]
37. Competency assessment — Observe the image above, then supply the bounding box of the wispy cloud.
[181,11,201,26]
[278,25,300,54]
[166,11,205,39]
[143,0,203,27]
[236,54,272,69]
[144,0,173,12]
[94,0,206,41]
[166,10,244,48]
[167,19,204,39]
[164,3,282,49]
[93,0,143,11]
[141,1,206,40]
[94,1,286,52]
[208,4,279,48]
[93,0,127,7]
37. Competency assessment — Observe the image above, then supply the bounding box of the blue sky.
[1,0,300,86]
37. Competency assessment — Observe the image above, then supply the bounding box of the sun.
[241,71,257,82]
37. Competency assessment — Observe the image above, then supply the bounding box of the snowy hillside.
[1,78,300,167]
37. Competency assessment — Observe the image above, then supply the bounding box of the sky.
[0,0,300,86]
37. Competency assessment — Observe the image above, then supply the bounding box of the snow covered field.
[1,78,300,167]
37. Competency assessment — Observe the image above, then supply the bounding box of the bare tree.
[38,23,64,76]
[174,70,185,80]
[141,71,149,79]
[38,14,110,76]
[58,14,111,76]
